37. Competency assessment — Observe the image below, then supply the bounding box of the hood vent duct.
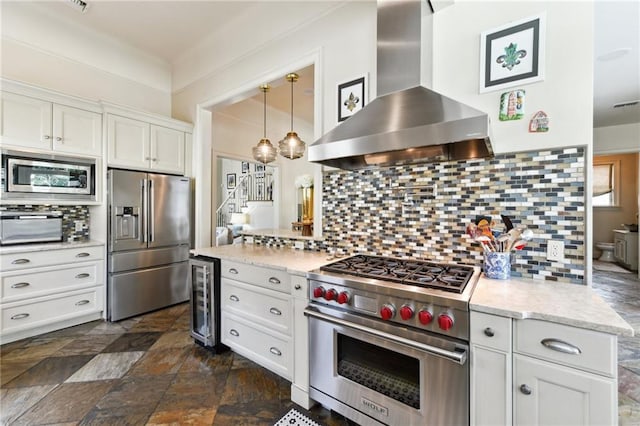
[309,0,493,170]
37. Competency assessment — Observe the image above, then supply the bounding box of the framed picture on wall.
[241,161,249,173]
[479,13,546,93]
[226,173,236,189]
[338,75,366,122]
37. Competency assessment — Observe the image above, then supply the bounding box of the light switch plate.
[294,241,304,250]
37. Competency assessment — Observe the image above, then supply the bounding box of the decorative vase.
[302,187,314,222]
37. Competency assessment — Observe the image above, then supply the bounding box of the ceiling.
[4,1,638,128]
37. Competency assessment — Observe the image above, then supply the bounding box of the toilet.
[596,242,615,262]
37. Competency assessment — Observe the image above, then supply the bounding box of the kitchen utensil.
[497,234,511,252]
[511,239,527,250]
[501,215,514,231]
[476,235,495,252]
[521,229,534,241]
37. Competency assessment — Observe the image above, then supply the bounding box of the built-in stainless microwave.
[1,150,96,201]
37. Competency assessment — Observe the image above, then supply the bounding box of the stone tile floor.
[0,267,638,425]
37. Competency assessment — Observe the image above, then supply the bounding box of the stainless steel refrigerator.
[107,169,191,321]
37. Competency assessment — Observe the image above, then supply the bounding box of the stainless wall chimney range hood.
[308,0,494,170]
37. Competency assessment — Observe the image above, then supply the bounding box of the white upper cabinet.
[106,111,188,175]
[1,91,102,156]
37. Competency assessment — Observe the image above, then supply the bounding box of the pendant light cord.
[290,78,294,131]
[263,88,267,138]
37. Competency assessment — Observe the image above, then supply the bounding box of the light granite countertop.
[471,276,634,337]
[240,228,322,241]
[0,240,104,255]
[191,245,634,336]
[191,244,333,276]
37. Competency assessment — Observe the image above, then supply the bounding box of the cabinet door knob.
[520,384,532,395]
[268,277,281,285]
[55,136,62,141]
[483,327,495,337]
[228,268,238,275]
[229,295,239,302]
[43,135,51,139]
[229,329,239,337]
[294,284,302,290]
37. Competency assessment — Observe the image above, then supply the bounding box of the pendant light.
[252,84,277,164]
[278,73,306,159]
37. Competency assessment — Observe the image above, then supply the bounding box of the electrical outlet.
[74,220,84,232]
[294,241,304,250]
[547,240,564,262]
[245,236,254,244]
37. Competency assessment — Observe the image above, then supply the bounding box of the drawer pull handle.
[11,313,30,320]
[11,258,30,265]
[229,268,238,274]
[520,384,532,395]
[11,282,30,289]
[75,300,90,306]
[269,307,282,316]
[229,329,239,337]
[541,338,582,355]
[269,347,282,356]
[268,277,281,285]
[75,252,91,258]
[483,327,495,337]
[229,295,240,302]
[294,284,302,290]
[75,273,90,279]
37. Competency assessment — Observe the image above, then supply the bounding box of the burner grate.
[320,255,474,294]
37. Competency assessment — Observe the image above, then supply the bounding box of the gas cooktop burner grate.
[320,255,474,294]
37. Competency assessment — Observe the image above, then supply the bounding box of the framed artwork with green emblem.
[479,13,545,93]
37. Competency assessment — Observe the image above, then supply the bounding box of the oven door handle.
[304,308,467,365]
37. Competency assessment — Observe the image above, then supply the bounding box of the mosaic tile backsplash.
[322,147,586,284]
[0,205,90,242]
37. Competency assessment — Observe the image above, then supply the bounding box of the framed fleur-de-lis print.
[338,75,366,122]
[479,13,545,93]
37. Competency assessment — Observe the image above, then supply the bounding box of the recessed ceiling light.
[597,48,631,61]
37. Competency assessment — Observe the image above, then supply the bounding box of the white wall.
[594,123,640,154]
[1,2,172,115]
[432,1,594,154]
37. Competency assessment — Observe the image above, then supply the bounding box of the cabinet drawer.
[514,319,616,377]
[1,261,104,303]
[221,260,290,294]
[291,275,308,300]
[1,245,104,271]
[222,280,291,335]
[221,312,291,379]
[470,311,512,352]
[1,288,101,333]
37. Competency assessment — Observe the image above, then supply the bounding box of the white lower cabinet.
[0,244,105,343]
[471,312,618,426]
[220,260,293,380]
[291,274,313,409]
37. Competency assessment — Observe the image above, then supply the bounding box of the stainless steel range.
[305,254,481,426]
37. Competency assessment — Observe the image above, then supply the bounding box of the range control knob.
[438,313,454,331]
[399,305,414,321]
[337,291,350,305]
[380,304,396,321]
[312,287,325,298]
[324,288,338,301]
[418,309,433,325]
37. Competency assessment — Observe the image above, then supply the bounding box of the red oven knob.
[380,304,396,321]
[324,288,338,301]
[399,305,414,320]
[337,291,350,305]
[313,286,325,298]
[418,309,433,325]
[438,313,454,331]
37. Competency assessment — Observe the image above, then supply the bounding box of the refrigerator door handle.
[149,179,155,242]
[141,179,148,243]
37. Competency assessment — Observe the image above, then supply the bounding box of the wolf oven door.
[307,307,469,426]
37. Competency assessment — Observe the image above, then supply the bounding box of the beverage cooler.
[188,256,226,352]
